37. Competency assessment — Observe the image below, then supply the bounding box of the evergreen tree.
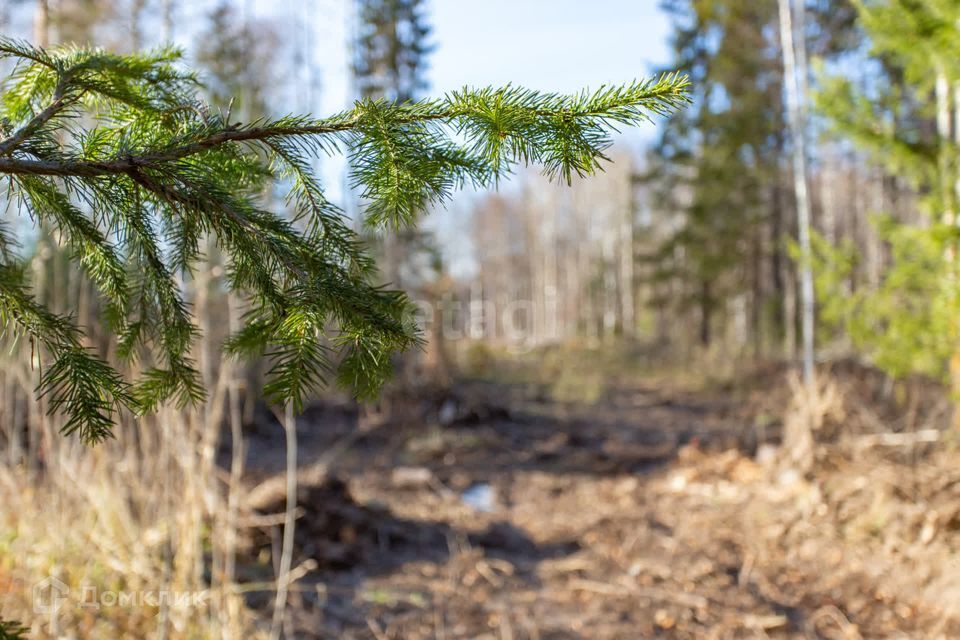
[195,1,280,118]
[0,618,28,640]
[814,0,960,390]
[649,0,860,354]
[352,0,431,104]
[0,38,688,442]
[649,0,785,348]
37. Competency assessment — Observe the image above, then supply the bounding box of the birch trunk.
[936,70,960,428]
[34,0,49,47]
[779,0,816,467]
[779,0,815,388]
[222,292,245,639]
[270,403,298,640]
[620,174,636,338]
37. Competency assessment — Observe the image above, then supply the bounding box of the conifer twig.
[0,37,689,442]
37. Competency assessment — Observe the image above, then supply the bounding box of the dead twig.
[853,430,940,449]
[269,404,298,640]
[366,617,389,640]
[569,578,709,609]
[808,605,862,639]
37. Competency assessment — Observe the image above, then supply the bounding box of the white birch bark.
[778,0,815,388]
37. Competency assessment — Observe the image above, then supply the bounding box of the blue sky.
[299,0,674,126]
[430,0,671,96]
[249,0,675,223]
[429,0,672,145]
[424,1,674,276]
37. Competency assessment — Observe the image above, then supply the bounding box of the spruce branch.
[0,39,688,442]
[0,618,28,640]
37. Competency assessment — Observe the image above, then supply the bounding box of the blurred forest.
[3,0,960,639]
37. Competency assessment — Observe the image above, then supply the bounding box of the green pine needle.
[0,39,689,442]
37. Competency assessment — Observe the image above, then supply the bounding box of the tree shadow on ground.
[241,475,580,635]
[231,378,762,637]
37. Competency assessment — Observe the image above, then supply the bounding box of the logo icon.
[32,577,68,615]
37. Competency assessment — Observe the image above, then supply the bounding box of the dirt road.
[239,378,960,639]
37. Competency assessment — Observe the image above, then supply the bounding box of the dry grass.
[0,406,264,639]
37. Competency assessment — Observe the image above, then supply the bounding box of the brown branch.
[0,80,81,156]
[0,42,54,69]
[126,167,310,285]
[0,115,393,177]
[0,124,354,178]
[0,85,682,180]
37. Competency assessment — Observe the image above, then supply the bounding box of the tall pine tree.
[352,0,430,105]
[649,0,785,349]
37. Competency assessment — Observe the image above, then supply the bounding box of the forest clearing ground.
[240,366,960,639]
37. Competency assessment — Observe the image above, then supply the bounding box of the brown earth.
[236,367,960,639]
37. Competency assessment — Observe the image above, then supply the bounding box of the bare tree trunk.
[544,191,559,343]
[699,280,711,347]
[583,255,598,342]
[26,0,51,484]
[935,69,960,429]
[602,222,617,339]
[34,0,49,47]
[771,172,791,356]
[527,190,544,343]
[779,0,816,468]
[195,241,229,628]
[222,293,245,639]
[822,151,837,245]
[162,0,176,42]
[4,374,18,466]
[869,167,885,287]
[270,403,298,640]
[28,245,47,480]
[751,224,763,355]
[468,280,485,340]
[423,285,453,386]
[778,0,815,387]
[620,176,636,338]
[953,81,960,425]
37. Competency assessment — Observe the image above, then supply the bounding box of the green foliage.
[650,0,865,350]
[808,221,954,380]
[804,231,858,339]
[353,0,437,290]
[0,39,688,441]
[814,0,960,382]
[648,0,785,344]
[0,618,28,640]
[853,0,960,84]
